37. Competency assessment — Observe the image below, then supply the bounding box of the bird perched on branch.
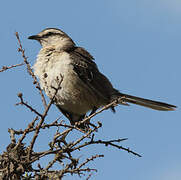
[28,28,176,128]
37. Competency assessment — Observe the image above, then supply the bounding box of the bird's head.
[28,28,75,49]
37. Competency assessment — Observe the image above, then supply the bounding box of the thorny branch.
[28,75,64,161]
[0,63,24,72]
[0,32,141,180]
[15,32,47,109]
[16,93,42,117]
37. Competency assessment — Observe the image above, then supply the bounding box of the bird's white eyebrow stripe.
[42,32,64,38]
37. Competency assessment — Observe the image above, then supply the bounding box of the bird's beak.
[28,35,40,40]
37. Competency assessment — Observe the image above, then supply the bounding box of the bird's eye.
[46,32,53,37]
[42,32,53,38]
[47,32,53,36]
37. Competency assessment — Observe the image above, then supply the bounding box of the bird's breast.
[33,51,99,115]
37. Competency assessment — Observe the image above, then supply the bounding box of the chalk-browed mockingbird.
[28,28,176,127]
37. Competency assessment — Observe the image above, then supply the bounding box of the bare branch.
[0,63,24,72]
[15,116,38,149]
[16,93,42,117]
[76,99,120,127]
[15,32,47,109]
[78,154,104,169]
[28,76,63,160]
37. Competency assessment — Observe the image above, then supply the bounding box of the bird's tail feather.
[118,93,176,111]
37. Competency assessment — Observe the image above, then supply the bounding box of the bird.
[28,28,176,129]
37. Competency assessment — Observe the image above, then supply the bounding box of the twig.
[86,173,94,180]
[10,120,73,135]
[62,154,103,177]
[73,138,141,157]
[15,32,47,109]
[0,63,24,72]
[14,116,38,149]
[71,136,141,157]
[16,93,42,117]
[8,128,16,144]
[93,139,141,157]
[78,154,104,169]
[44,123,101,171]
[76,99,120,127]
[28,76,63,160]
[69,122,102,149]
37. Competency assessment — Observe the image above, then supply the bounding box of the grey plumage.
[28,28,176,127]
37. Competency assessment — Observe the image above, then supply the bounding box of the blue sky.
[0,0,180,179]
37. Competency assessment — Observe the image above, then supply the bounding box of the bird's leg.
[56,106,74,124]
[86,107,98,131]
[89,106,98,116]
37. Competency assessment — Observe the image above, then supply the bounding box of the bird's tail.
[118,93,177,111]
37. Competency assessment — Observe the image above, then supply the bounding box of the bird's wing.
[74,47,95,61]
[69,47,117,103]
